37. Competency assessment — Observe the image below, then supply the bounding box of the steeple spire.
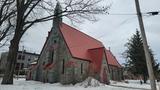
[53,2,62,26]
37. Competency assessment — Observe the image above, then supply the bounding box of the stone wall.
[35,25,64,82]
[60,58,89,84]
[35,25,90,84]
[109,65,123,81]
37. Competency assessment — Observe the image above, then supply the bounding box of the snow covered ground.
[111,80,160,90]
[0,78,160,90]
[111,80,151,90]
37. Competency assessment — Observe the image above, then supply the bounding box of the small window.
[21,63,24,69]
[81,63,83,74]
[43,62,45,65]
[62,59,65,74]
[28,59,31,61]
[18,55,21,59]
[54,40,57,43]
[51,51,54,62]
[22,55,25,60]
[16,63,20,69]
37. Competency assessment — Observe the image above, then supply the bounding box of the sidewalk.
[110,84,150,90]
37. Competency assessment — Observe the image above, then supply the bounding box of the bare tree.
[0,0,16,47]
[1,0,109,84]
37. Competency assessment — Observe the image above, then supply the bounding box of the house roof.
[105,50,122,68]
[60,23,122,68]
[60,23,104,61]
[40,22,121,69]
[18,51,40,56]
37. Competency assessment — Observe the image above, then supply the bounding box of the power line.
[108,13,160,16]
[108,13,136,15]
[107,11,160,16]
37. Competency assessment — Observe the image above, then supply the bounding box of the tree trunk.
[1,0,24,83]
[1,35,21,84]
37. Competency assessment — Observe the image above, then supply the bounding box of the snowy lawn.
[0,78,159,90]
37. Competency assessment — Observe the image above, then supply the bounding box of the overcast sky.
[1,0,159,64]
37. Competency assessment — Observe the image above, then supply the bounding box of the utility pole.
[135,0,157,90]
[17,46,24,80]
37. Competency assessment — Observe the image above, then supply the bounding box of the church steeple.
[53,2,62,26]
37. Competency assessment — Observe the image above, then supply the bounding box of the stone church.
[27,3,122,84]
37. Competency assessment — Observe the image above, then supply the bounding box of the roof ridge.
[18,51,39,56]
[88,47,104,50]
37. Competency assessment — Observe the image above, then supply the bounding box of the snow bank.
[75,77,104,88]
[0,78,155,90]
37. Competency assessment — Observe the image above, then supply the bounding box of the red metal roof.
[105,50,122,68]
[60,23,104,61]
[39,22,121,69]
[60,23,121,68]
